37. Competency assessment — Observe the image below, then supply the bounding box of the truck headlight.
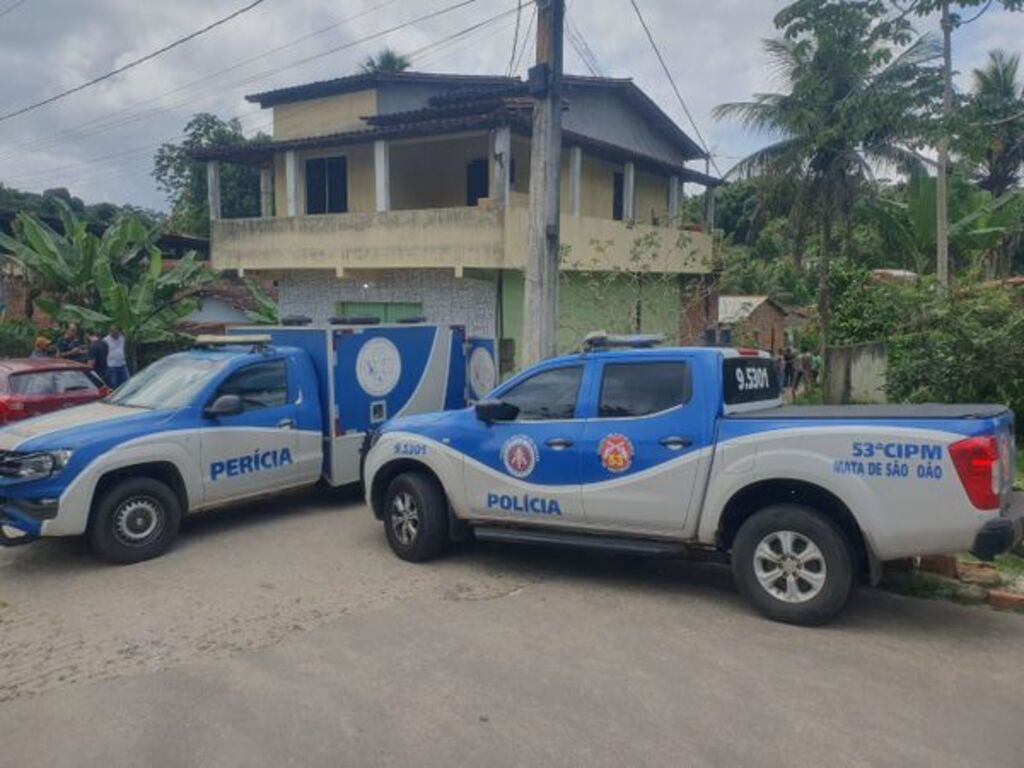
[1,450,73,480]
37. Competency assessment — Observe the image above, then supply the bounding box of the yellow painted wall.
[635,170,669,225]
[578,154,619,219]
[273,153,287,216]
[389,134,491,210]
[272,89,378,140]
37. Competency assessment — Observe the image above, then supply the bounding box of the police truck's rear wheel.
[89,477,182,564]
[732,504,854,626]
[383,472,448,562]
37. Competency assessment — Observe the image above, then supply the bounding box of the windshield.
[108,356,227,410]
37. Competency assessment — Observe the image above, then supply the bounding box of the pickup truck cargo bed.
[728,404,1010,420]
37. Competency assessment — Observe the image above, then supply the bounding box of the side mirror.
[204,393,243,419]
[475,398,519,423]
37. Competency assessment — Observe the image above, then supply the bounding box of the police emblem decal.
[598,433,634,474]
[502,435,538,479]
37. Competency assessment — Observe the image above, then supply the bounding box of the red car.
[0,359,109,424]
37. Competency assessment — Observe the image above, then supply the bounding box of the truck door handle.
[659,436,692,450]
[277,418,295,430]
[545,437,574,450]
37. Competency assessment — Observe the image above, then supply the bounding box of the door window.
[53,369,103,393]
[305,156,348,214]
[500,366,582,421]
[215,361,289,412]
[598,362,691,418]
[612,171,625,220]
[9,371,58,395]
[466,158,489,206]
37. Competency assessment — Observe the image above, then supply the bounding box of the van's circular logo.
[502,435,538,478]
[355,337,402,397]
[599,433,634,473]
[469,347,497,399]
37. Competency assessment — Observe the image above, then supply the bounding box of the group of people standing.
[31,323,130,388]
[775,347,820,394]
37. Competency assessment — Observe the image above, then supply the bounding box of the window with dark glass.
[598,362,691,418]
[305,156,348,214]
[501,366,583,421]
[215,360,288,411]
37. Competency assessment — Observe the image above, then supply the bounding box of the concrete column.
[668,175,681,222]
[285,150,298,217]
[374,139,390,213]
[569,146,582,217]
[206,161,221,221]
[259,166,273,218]
[492,126,512,205]
[623,161,635,221]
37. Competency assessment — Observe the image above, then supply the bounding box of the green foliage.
[152,113,268,237]
[0,202,215,367]
[243,278,279,324]
[0,185,161,228]
[0,317,38,357]
[828,265,1024,423]
[359,48,411,74]
[718,242,817,306]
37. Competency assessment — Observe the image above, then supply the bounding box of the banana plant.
[2,201,215,368]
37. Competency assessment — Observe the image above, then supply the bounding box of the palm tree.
[714,1,937,388]
[359,48,411,75]
[963,50,1024,197]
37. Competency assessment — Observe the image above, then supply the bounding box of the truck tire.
[88,477,182,564]
[731,504,855,626]
[383,472,449,562]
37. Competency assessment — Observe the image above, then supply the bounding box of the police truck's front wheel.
[731,504,855,626]
[383,472,448,562]
[88,477,182,564]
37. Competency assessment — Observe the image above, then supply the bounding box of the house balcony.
[210,203,713,277]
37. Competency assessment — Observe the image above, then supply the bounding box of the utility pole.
[521,0,564,366]
[936,0,953,289]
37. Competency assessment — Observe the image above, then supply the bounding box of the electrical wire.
[0,0,29,20]
[507,0,523,76]
[565,9,602,76]
[627,0,720,177]
[511,4,536,75]
[0,0,404,163]
[0,0,271,125]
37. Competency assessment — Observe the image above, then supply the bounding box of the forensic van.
[364,334,1023,625]
[0,322,496,563]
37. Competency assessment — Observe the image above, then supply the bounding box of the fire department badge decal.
[599,433,634,474]
[502,435,538,479]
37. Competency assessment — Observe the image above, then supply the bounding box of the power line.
[627,0,720,177]
[565,10,602,76]
[511,4,536,75]
[507,0,523,76]
[0,0,29,20]
[4,1,519,188]
[0,0,404,163]
[0,0,271,125]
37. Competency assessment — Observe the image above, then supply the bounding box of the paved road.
[2,489,1023,767]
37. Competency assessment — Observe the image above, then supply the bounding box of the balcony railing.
[210,205,713,275]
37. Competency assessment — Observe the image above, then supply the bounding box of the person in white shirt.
[103,325,129,388]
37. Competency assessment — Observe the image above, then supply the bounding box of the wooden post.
[569,146,582,217]
[374,139,391,213]
[936,1,953,289]
[206,161,221,221]
[259,166,273,218]
[522,0,565,366]
[285,150,298,217]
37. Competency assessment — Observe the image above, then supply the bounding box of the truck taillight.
[950,436,1001,511]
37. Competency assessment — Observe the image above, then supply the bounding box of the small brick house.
[718,295,788,353]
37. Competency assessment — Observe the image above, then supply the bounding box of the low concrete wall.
[825,342,888,404]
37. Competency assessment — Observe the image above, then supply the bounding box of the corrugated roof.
[718,295,770,324]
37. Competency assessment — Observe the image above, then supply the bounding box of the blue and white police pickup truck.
[0,322,496,563]
[364,334,1023,625]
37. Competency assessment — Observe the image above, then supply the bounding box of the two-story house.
[196,70,721,371]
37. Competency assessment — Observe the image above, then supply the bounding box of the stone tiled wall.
[277,269,497,337]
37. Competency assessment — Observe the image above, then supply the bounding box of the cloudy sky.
[0,0,1021,212]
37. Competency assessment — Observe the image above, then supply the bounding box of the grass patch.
[891,571,989,605]
[1016,450,1023,490]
